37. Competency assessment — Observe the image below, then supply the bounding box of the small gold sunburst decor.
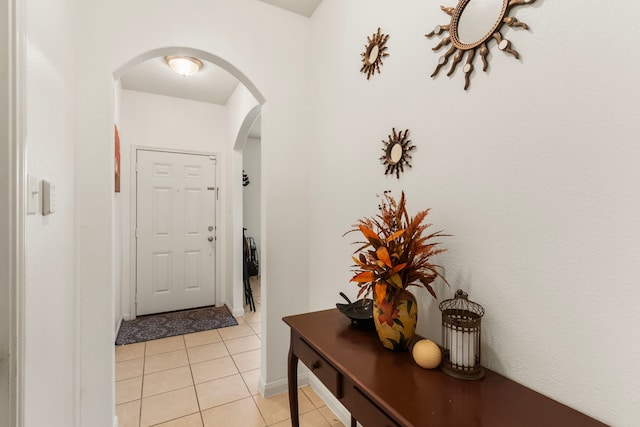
[380,128,415,179]
[360,28,389,80]
[426,0,536,90]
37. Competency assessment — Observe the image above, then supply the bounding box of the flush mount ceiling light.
[165,55,203,76]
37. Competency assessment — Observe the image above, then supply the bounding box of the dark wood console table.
[284,309,607,427]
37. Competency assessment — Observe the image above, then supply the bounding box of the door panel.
[137,150,216,316]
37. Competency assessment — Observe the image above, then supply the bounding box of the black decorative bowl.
[336,292,373,324]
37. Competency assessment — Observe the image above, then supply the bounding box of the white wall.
[118,89,227,321]
[23,0,77,425]
[74,1,311,417]
[0,0,11,423]
[113,80,123,333]
[308,1,640,426]
[243,137,261,271]
[224,83,259,317]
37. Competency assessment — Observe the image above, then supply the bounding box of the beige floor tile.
[248,321,261,334]
[115,399,140,427]
[145,335,185,356]
[301,410,332,427]
[140,386,199,427]
[116,376,143,405]
[154,413,203,427]
[184,329,222,348]
[232,348,261,372]
[243,310,261,324]
[253,390,314,425]
[191,356,239,384]
[115,342,145,362]
[318,406,345,427]
[144,349,189,374]
[235,316,247,325]
[270,410,331,427]
[116,358,144,381]
[224,335,261,355]
[195,374,250,410]
[301,385,325,409]
[186,342,229,364]
[201,396,266,427]
[143,365,193,398]
[219,324,256,341]
[240,368,261,395]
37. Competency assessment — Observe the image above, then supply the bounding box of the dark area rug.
[115,305,238,345]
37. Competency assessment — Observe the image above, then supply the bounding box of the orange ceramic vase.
[372,286,418,351]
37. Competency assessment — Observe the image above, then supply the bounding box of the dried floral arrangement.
[345,191,448,304]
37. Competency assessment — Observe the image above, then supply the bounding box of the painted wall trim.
[114,317,122,337]
[261,372,308,399]
[8,0,26,423]
[230,305,245,318]
[308,375,351,427]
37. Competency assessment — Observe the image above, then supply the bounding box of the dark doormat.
[115,305,238,345]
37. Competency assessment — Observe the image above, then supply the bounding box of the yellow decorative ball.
[412,339,442,369]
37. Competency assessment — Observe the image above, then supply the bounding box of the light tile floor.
[115,278,344,427]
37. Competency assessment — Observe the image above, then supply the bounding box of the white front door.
[136,149,217,316]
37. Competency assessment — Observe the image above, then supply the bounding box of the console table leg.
[288,344,300,427]
[351,415,357,427]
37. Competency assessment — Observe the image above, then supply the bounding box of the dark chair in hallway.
[243,228,257,312]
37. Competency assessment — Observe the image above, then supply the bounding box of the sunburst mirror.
[426,0,536,90]
[360,28,389,80]
[380,128,414,179]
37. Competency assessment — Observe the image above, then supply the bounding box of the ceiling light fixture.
[165,56,203,76]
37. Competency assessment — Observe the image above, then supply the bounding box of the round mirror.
[458,0,506,45]
[367,44,380,64]
[427,0,537,90]
[446,0,510,50]
[387,143,403,165]
[360,28,389,80]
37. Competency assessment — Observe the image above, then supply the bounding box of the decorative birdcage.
[439,289,485,380]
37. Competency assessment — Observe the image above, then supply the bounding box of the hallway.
[114,280,343,427]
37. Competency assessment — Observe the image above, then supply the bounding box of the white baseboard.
[262,372,357,426]
[114,317,123,338]
[308,376,353,427]
[225,301,245,318]
[113,415,118,427]
[261,372,309,398]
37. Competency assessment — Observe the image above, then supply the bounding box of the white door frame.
[128,146,222,319]
[3,0,25,424]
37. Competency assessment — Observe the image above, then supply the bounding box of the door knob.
[208,236,214,242]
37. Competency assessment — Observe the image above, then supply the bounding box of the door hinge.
[135,163,138,172]
[135,228,138,239]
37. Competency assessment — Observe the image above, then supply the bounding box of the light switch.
[27,175,39,215]
[42,180,56,215]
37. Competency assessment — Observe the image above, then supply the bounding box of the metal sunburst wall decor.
[380,128,415,179]
[360,28,389,80]
[426,0,537,90]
